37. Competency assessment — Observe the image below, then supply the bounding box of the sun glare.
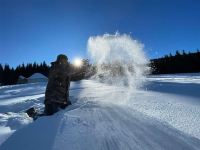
[73,58,83,67]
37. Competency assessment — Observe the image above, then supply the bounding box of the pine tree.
[0,64,3,85]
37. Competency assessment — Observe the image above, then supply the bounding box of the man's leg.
[66,92,71,106]
[60,98,71,109]
[44,102,59,115]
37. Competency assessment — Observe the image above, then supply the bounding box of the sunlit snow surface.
[0,73,200,150]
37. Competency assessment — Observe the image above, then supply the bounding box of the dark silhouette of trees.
[0,59,93,86]
[0,64,17,85]
[0,64,3,85]
[151,50,200,74]
[0,62,50,85]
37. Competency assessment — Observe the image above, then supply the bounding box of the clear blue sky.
[1,0,200,67]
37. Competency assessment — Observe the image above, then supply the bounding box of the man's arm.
[68,71,85,77]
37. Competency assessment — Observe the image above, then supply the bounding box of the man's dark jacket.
[45,61,71,105]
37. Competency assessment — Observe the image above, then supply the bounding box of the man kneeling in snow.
[44,54,72,115]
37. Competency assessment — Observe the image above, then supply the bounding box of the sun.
[73,58,83,67]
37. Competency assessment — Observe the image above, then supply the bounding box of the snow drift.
[1,76,200,150]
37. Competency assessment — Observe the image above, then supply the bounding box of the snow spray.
[87,33,150,90]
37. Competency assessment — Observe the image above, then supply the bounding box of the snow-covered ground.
[0,73,200,150]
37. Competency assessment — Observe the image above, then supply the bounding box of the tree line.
[1,50,200,86]
[151,50,200,74]
[0,59,92,86]
[0,62,49,85]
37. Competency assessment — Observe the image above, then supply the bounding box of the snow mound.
[18,75,26,79]
[28,73,47,79]
[26,73,48,83]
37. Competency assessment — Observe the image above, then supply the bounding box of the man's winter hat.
[56,54,68,62]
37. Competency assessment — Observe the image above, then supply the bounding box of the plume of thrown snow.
[87,33,149,89]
